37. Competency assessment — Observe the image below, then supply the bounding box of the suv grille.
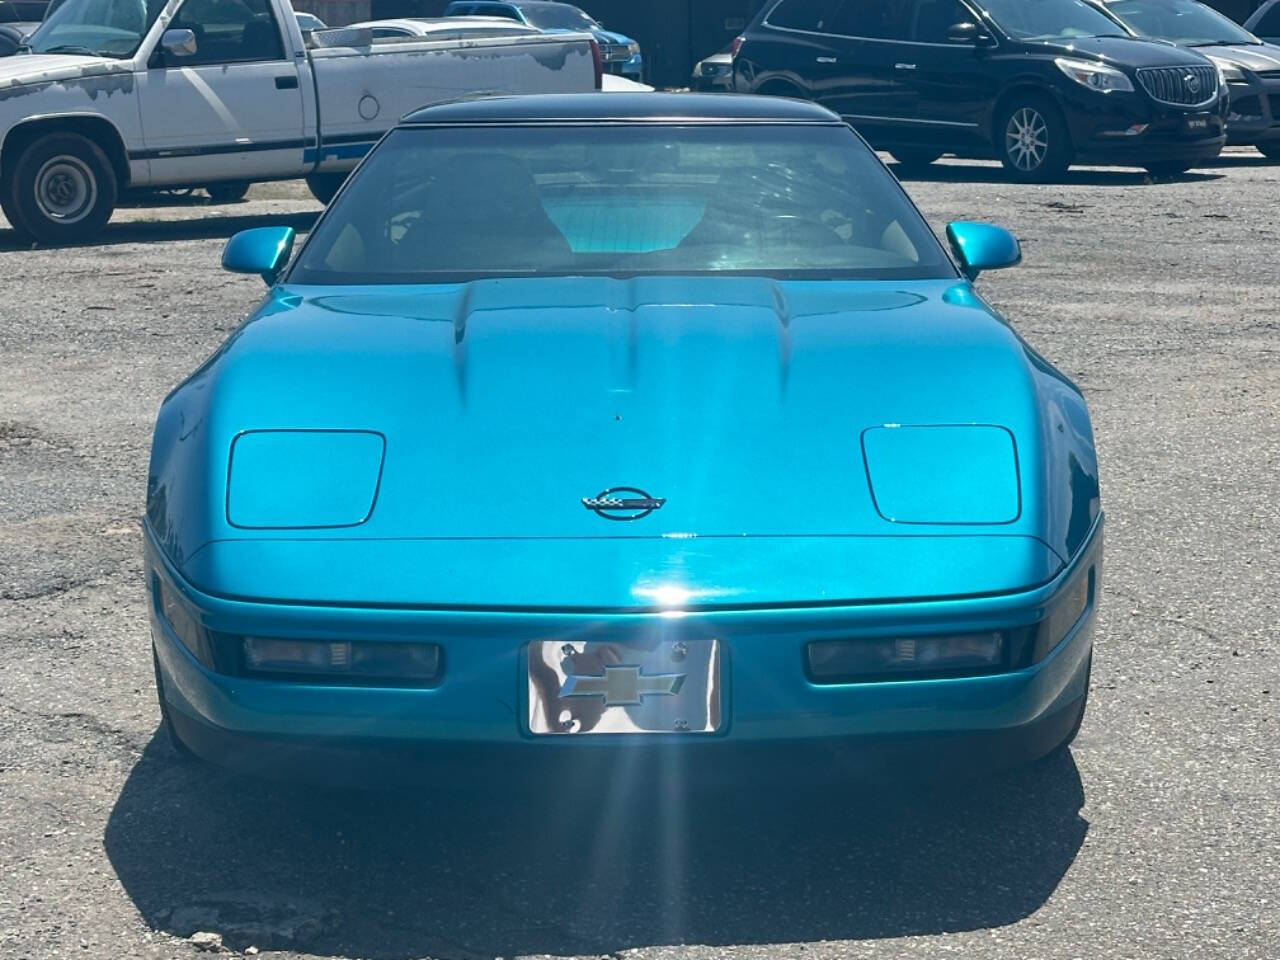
[1137,65,1218,106]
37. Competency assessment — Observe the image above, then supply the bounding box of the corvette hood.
[150,277,1099,607]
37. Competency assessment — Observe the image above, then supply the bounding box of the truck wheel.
[3,131,118,244]
[996,96,1072,183]
[889,148,943,172]
[206,181,250,203]
[306,172,348,205]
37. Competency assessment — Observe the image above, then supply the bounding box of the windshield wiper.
[40,44,102,55]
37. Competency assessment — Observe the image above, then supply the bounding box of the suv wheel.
[997,96,1071,183]
[2,131,118,244]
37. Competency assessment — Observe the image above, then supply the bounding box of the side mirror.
[222,226,295,284]
[160,28,198,58]
[946,221,1021,281]
[946,21,993,46]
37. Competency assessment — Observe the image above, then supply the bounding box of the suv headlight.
[1054,57,1134,93]
[1209,57,1245,83]
[627,41,640,56]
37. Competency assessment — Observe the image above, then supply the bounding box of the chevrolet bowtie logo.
[560,664,687,707]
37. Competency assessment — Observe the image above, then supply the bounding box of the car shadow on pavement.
[105,734,1088,957]
[893,162,1224,186]
[0,212,319,251]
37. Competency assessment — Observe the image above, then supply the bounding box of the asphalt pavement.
[0,153,1276,960]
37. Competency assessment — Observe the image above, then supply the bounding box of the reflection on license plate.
[527,638,721,735]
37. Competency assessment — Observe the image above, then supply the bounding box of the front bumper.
[603,53,642,79]
[148,519,1102,782]
[1061,86,1228,166]
[1224,76,1280,145]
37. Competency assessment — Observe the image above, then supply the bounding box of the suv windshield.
[520,4,596,31]
[1104,0,1259,45]
[290,124,955,285]
[28,0,167,57]
[981,0,1129,41]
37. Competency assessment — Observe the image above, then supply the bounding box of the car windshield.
[289,124,956,285]
[981,0,1130,41]
[27,0,167,57]
[1105,0,1259,45]
[520,3,596,30]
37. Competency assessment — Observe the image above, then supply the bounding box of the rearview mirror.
[946,221,1021,281]
[160,28,198,58]
[222,226,296,284]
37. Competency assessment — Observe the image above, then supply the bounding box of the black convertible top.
[401,93,843,125]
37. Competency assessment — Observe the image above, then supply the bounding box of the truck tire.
[206,181,250,203]
[306,172,348,205]
[2,131,118,245]
[996,95,1072,183]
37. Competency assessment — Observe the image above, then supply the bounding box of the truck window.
[28,0,168,58]
[169,0,286,64]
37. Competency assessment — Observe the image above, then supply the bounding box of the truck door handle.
[895,63,917,70]
[275,75,299,89]
[815,56,837,63]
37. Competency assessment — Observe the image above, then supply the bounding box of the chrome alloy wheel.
[34,154,98,224]
[1005,107,1049,172]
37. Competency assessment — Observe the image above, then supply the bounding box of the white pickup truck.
[0,0,601,243]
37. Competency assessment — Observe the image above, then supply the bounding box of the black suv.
[733,0,1228,180]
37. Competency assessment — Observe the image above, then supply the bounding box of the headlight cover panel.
[226,429,386,529]
[861,424,1021,525]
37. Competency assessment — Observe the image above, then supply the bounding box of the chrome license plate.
[527,638,722,735]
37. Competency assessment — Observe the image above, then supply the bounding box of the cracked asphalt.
[1,153,1277,960]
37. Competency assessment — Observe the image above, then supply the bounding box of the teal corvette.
[145,94,1102,781]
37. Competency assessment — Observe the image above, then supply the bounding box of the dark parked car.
[1245,0,1280,44]
[733,0,1228,181]
[1100,0,1280,159]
